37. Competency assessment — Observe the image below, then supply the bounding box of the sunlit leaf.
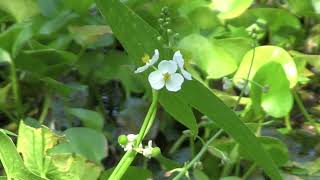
[234,46,298,88]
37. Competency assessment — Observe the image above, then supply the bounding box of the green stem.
[169,134,187,154]
[284,114,292,131]
[292,90,320,134]
[39,94,51,125]
[10,61,22,118]
[242,163,257,179]
[108,90,159,180]
[173,129,223,180]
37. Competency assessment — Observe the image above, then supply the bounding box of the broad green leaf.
[234,46,298,88]
[17,120,102,179]
[287,0,316,16]
[0,24,24,51]
[290,50,320,72]
[176,80,282,180]
[0,48,12,64]
[46,154,102,180]
[17,120,62,176]
[39,11,78,35]
[68,25,113,47]
[0,0,39,22]
[193,169,210,180]
[37,0,60,17]
[178,34,237,79]
[100,166,152,180]
[210,37,253,65]
[62,0,94,14]
[15,49,77,78]
[66,108,104,131]
[96,0,281,179]
[12,24,34,57]
[50,127,107,163]
[159,91,198,136]
[0,131,45,180]
[41,77,75,96]
[251,62,293,117]
[210,0,254,19]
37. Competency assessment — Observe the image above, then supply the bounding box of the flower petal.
[134,64,149,73]
[158,60,177,74]
[148,70,165,90]
[181,69,192,80]
[149,49,159,65]
[173,51,184,68]
[165,73,184,92]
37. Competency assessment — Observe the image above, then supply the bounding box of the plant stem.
[10,61,22,118]
[173,129,223,180]
[108,90,159,180]
[284,114,292,131]
[169,134,187,154]
[292,89,320,134]
[242,163,257,179]
[39,94,51,125]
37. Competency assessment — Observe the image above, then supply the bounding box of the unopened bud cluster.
[157,6,179,46]
[118,134,161,158]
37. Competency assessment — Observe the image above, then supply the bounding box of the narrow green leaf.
[159,91,198,136]
[96,0,163,65]
[176,80,282,180]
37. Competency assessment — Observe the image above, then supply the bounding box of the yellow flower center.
[163,73,171,82]
[142,54,150,64]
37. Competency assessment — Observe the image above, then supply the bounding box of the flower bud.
[165,17,171,22]
[158,18,164,23]
[118,135,128,145]
[157,36,162,41]
[167,29,173,34]
[151,147,161,157]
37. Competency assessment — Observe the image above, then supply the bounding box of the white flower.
[148,60,184,92]
[142,140,153,158]
[134,49,159,73]
[236,79,250,95]
[222,77,233,90]
[172,51,192,80]
[123,134,137,151]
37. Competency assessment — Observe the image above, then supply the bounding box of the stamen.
[142,54,150,64]
[163,73,171,81]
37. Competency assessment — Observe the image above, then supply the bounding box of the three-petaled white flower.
[142,140,154,159]
[134,49,159,73]
[148,60,184,92]
[172,51,192,80]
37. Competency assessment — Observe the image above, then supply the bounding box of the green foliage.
[0,0,320,179]
[17,120,103,179]
[251,62,293,117]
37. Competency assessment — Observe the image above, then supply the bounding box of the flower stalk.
[108,90,159,180]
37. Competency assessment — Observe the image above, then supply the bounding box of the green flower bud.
[158,18,164,23]
[167,29,173,34]
[163,22,170,27]
[118,135,128,145]
[165,17,171,22]
[157,36,162,41]
[151,147,161,157]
